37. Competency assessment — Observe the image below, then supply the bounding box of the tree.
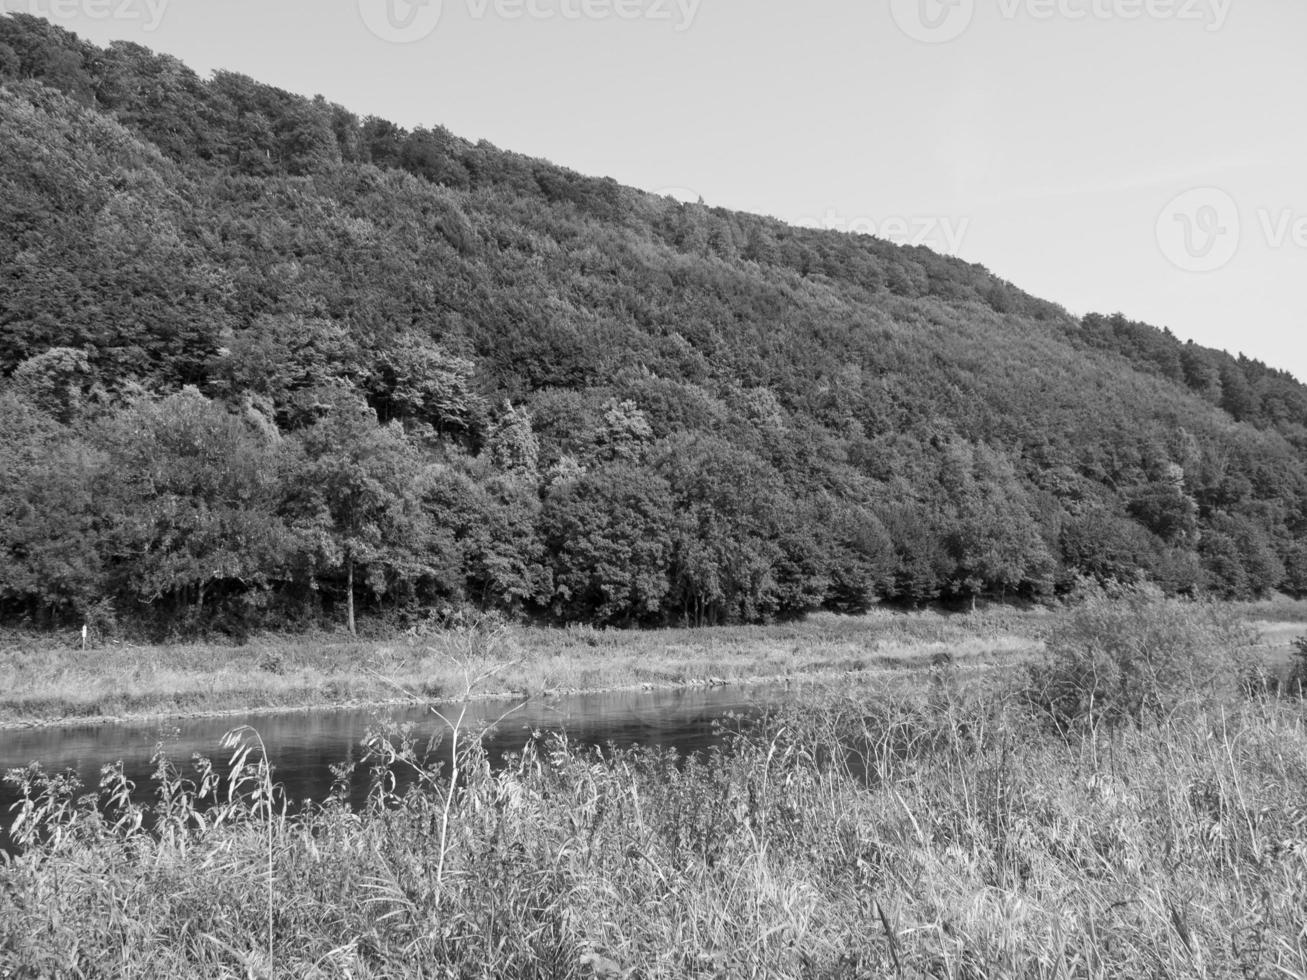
[424,459,545,612]
[93,388,293,623]
[881,503,952,607]
[0,394,107,625]
[485,401,540,478]
[366,335,486,437]
[1200,513,1285,600]
[655,436,794,624]
[937,441,1054,604]
[290,389,433,634]
[7,25,1307,638]
[822,503,895,614]
[1127,481,1198,546]
[590,398,653,463]
[1282,542,1307,598]
[360,116,407,167]
[1060,508,1154,588]
[540,464,674,625]
[9,347,97,423]
[211,316,364,426]
[1180,345,1222,404]
[1218,361,1255,422]
[0,42,19,78]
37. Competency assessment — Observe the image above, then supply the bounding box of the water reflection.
[1,686,773,855]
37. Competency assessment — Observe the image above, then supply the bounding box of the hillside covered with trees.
[2,13,1306,636]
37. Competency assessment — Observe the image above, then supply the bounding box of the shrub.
[1028,584,1257,733]
[1289,635,1307,695]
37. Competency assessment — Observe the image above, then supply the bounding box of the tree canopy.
[2,13,1306,634]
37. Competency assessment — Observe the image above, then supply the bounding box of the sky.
[15,0,1305,378]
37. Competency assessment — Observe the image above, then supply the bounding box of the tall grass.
[4,689,1306,975]
[4,596,1305,977]
[0,608,1045,728]
[1026,585,1260,734]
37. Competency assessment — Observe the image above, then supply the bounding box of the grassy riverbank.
[3,593,1307,976]
[4,598,1304,731]
[0,607,1054,729]
[4,661,1306,977]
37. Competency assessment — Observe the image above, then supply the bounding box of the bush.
[1028,584,1257,733]
[1289,635,1307,695]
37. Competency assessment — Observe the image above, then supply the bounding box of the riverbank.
[0,608,1048,730]
[5,672,1305,977]
[3,599,1303,731]
[5,594,1307,976]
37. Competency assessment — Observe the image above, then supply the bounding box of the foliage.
[288,388,435,633]
[92,388,294,626]
[8,347,98,422]
[541,464,675,625]
[3,681,1307,977]
[1,14,1306,632]
[1290,635,1307,694]
[1027,584,1258,732]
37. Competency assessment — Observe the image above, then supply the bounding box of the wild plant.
[218,726,283,971]
[4,763,84,852]
[1026,583,1258,734]
[1289,634,1307,695]
[6,615,1307,977]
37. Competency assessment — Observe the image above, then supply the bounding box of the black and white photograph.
[1,0,1306,975]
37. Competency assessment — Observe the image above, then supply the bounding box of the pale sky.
[20,0,1306,379]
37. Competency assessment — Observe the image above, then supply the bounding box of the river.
[1,685,778,855]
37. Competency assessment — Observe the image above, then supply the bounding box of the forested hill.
[3,13,1307,635]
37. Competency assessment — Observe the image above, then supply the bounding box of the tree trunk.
[346,551,356,636]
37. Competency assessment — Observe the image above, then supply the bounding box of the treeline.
[1069,313,1307,444]
[0,373,1060,633]
[1,14,1306,635]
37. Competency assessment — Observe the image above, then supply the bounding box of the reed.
[0,607,1050,729]
[3,665,1305,978]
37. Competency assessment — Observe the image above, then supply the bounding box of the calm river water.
[1,686,777,855]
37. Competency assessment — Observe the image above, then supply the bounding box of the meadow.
[2,591,1307,977]
[0,606,1053,730]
